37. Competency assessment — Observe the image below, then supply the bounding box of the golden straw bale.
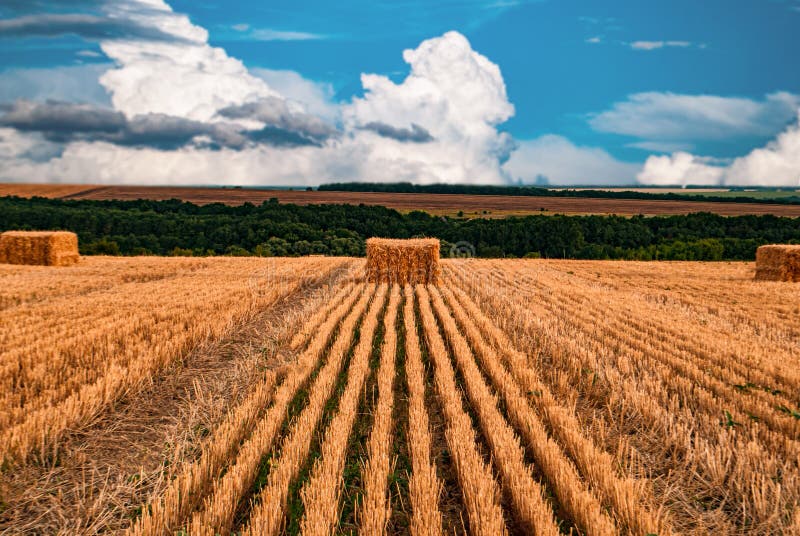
[755,244,800,282]
[366,237,440,284]
[0,231,80,266]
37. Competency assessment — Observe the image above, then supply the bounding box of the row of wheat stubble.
[5,256,797,533]
[446,259,800,533]
[124,277,684,536]
[0,257,348,464]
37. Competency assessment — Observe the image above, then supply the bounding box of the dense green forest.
[1,195,799,260]
[319,182,800,205]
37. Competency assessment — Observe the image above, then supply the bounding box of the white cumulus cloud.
[341,30,516,184]
[98,0,280,121]
[638,112,800,187]
[0,7,520,186]
[637,152,725,186]
[0,127,62,163]
[503,135,640,185]
[17,1,763,188]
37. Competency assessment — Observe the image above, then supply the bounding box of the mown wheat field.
[1,257,799,535]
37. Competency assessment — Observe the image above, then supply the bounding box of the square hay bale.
[755,244,800,282]
[0,231,80,266]
[366,238,440,284]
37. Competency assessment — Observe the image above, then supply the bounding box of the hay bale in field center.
[0,231,80,266]
[755,244,800,282]
[366,238,440,284]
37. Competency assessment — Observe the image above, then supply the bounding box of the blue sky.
[0,0,799,186]
[189,0,800,156]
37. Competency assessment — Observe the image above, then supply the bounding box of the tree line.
[1,195,799,260]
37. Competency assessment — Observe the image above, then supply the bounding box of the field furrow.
[0,258,346,463]
[449,260,799,532]
[2,256,798,535]
[129,282,365,536]
[505,264,800,411]
[298,284,390,535]
[415,284,507,536]
[290,282,356,351]
[427,286,567,535]
[492,266,800,448]
[359,286,401,534]
[189,282,371,535]
[402,285,444,536]
[238,285,381,536]
[437,280,668,535]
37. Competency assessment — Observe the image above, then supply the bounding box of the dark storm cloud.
[0,13,195,42]
[361,121,434,143]
[218,97,338,142]
[247,126,322,147]
[0,100,330,150]
[0,101,239,150]
[121,114,249,150]
[0,99,126,133]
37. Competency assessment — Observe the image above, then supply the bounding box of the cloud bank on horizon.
[639,113,800,186]
[0,0,798,187]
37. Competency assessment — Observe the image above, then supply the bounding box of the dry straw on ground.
[755,244,800,282]
[0,231,80,266]
[366,238,440,284]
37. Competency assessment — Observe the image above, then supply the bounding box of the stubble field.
[1,256,799,534]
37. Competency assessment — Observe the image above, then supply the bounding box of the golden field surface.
[1,257,799,534]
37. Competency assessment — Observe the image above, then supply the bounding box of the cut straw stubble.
[403,285,443,536]
[185,284,369,536]
[359,285,401,535]
[239,285,383,536]
[415,284,506,536]
[129,282,362,536]
[298,284,391,535]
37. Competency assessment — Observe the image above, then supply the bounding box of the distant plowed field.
[1,257,799,534]
[4,183,800,216]
[0,184,99,199]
